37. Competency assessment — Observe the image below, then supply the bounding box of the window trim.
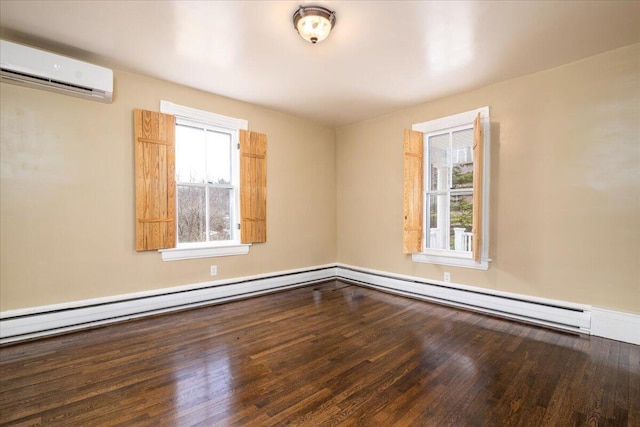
[160,100,248,131]
[159,100,249,260]
[159,243,250,261]
[411,106,491,270]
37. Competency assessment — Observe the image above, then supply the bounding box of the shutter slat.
[134,109,176,251]
[240,130,267,243]
[472,113,484,262]
[137,137,173,146]
[403,129,423,254]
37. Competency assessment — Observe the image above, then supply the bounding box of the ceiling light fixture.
[292,5,336,44]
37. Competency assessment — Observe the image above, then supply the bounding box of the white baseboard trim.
[0,265,337,344]
[335,264,592,335]
[1,263,637,346]
[591,307,640,346]
[336,264,639,345]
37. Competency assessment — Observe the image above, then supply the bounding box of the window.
[134,102,266,261]
[404,107,490,270]
[174,119,239,246]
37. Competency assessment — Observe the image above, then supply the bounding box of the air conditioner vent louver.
[0,39,113,103]
[2,68,99,93]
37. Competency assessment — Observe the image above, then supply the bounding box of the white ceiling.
[1,1,639,127]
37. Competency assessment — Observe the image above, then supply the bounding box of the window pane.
[208,187,232,241]
[177,185,206,243]
[176,125,206,183]
[427,194,448,250]
[451,128,474,190]
[429,133,449,191]
[450,192,473,252]
[206,130,232,184]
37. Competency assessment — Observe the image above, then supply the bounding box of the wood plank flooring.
[0,280,638,426]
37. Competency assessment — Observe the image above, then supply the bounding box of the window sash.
[174,119,240,246]
[176,183,236,245]
[423,126,474,254]
[176,182,235,189]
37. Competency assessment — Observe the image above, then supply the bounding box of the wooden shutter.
[403,129,423,254]
[472,113,484,262]
[240,130,267,243]
[134,109,176,251]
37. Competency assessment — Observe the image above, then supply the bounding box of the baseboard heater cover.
[0,264,598,344]
[335,266,592,334]
[0,266,337,344]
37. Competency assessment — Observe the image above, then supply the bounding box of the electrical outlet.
[210,266,217,276]
[444,272,451,283]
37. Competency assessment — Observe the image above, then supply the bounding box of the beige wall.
[2,44,638,315]
[0,70,337,310]
[336,44,640,313]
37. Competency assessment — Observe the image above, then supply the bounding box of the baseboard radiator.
[0,266,337,344]
[0,264,596,345]
[335,266,591,334]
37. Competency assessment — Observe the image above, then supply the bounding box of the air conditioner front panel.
[0,39,113,103]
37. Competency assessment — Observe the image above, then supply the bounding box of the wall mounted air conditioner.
[0,39,113,103]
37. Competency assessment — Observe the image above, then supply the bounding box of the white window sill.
[412,253,490,270]
[160,244,250,261]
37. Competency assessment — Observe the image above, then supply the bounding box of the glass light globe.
[297,15,332,44]
[293,6,336,44]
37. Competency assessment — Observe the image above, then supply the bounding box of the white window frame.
[411,107,491,270]
[158,100,250,261]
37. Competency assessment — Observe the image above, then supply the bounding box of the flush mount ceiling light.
[292,5,336,44]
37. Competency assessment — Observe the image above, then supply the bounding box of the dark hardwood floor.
[0,280,638,426]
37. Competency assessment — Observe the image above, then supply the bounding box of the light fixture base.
[292,5,336,44]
